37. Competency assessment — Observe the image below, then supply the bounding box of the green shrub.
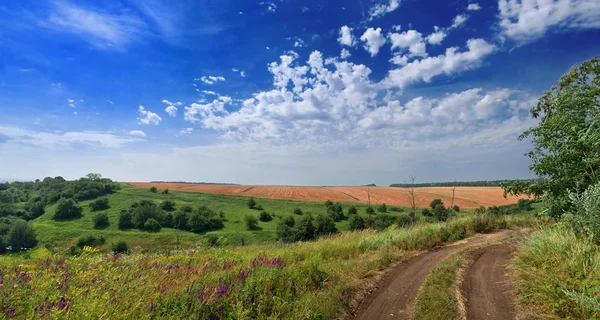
[27,201,45,219]
[173,211,189,230]
[131,201,162,229]
[245,214,259,230]
[188,206,224,233]
[349,215,366,230]
[53,198,83,220]
[162,189,169,194]
[421,208,432,217]
[149,186,158,193]
[327,203,344,221]
[293,208,303,215]
[372,213,397,230]
[568,183,600,244]
[366,207,375,215]
[452,205,460,212]
[143,218,161,232]
[89,198,109,211]
[118,210,134,229]
[160,200,176,212]
[315,214,337,236]
[259,211,272,222]
[324,200,333,208]
[247,198,256,209]
[377,203,387,213]
[93,212,109,229]
[276,220,295,242]
[517,199,532,211]
[205,235,219,247]
[163,212,174,228]
[6,219,37,250]
[255,204,263,210]
[389,207,404,212]
[348,206,358,215]
[294,215,316,241]
[396,213,415,228]
[76,235,106,248]
[433,204,450,221]
[283,216,295,227]
[430,199,444,209]
[111,241,129,254]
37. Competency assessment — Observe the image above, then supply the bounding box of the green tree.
[7,219,37,250]
[160,200,176,212]
[430,199,444,209]
[144,218,162,232]
[349,215,366,230]
[366,206,375,215]
[173,211,189,230]
[27,201,45,219]
[453,205,460,212]
[245,214,259,230]
[118,210,134,229]
[93,212,109,229]
[327,203,344,221]
[89,198,109,211]
[502,58,600,218]
[149,186,158,193]
[247,197,256,209]
[283,216,295,228]
[347,206,358,215]
[259,211,272,222]
[276,220,295,242]
[294,215,316,241]
[433,204,450,221]
[315,214,338,236]
[377,203,387,213]
[53,198,83,220]
[111,241,129,254]
[293,208,303,215]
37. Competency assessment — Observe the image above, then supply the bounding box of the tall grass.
[511,225,600,319]
[1,215,535,319]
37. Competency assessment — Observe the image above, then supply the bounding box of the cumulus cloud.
[498,0,600,44]
[129,130,146,137]
[427,30,447,45]
[338,25,356,46]
[0,126,140,148]
[369,0,401,19]
[179,128,193,135]
[137,105,162,125]
[360,27,386,57]
[162,100,179,117]
[232,68,246,77]
[467,3,481,11]
[385,38,497,89]
[198,76,226,85]
[340,48,351,59]
[451,14,468,28]
[260,1,277,12]
[389,29,427,57]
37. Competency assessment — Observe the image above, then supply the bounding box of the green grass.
[31,184,415,250]
[511,224,600,319]
[1,214,537,319]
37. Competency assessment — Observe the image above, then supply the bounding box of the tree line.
[389,179,537,188]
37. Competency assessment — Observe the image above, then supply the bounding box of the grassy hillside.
[32,184,413,249]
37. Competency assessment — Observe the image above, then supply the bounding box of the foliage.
[430,199,444,209]
[396,214,416,228]
[130,201,162,229]
[433,204,450,222]
[162,189,169,194]
[347,206,357,215]
[315,214,338,236]
[159,200,176,212]
[389,206,404,212]
[349,215,366,230]
[421,208,432,217]
[502,58,600,218]
[517,199,532,211]
[275,219,295,242]
[365,207,375,215]
[452,205,460,212]
[283,216,295,228]
[247,197,256,210]
[293,208,303,215]
[53,198,83,220]
[567,182,600,244]
[93,212,110,229]
[173,210,189,230]
[149,187,158,193]
[89,198,110,212]
[372,214,397,230]
[76,235,106,248]
[324,200,333,208]
[6,219,37,250]
[294,215,316,241]
[327,203,344,221]
[377,203,387,213]
[258,211,272,222]
[244,215,259,231]
[188,206,224,233]
[118,210,134,229]
[111,241,129,253]
[143,218,162,232]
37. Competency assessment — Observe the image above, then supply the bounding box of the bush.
[173,211,189,230]
[247,198,256,209]
[259,211,272,222]
[162,189,169,194]
[205,235,219,247]
[453,205,460,212]
[27,201,45,219]
[389,207,404,212]
[348,206,358,215]
[93,212,109,229]
[143,218,161,232]
[568,183,600,244]
[366,207,375,215]
[6,219,37,250]
[149,186,158,193]
[430,199,444,209]
[421,208,432,217]
[433,204,450,221]
[377,203,387,213]
[76,235,106,248]
[327,203,344,221]
[517,198,532,211]
[163,212,174,228]
[372,213,397,230]
[255,204,263,210]
[293,208,303,215]
[349,215,366,230]
[315,214,337,236]
[245,214,259,230]
[118,210,134,229]
[324,200,333,208]
[160,200,176,212]
[283,216,295,227]
[396,213,415,228]
[111,241,129,254]
[188,206,224,233]
[276,220,295,242]
[295,215,316,241]
[89,198,109,211]
[54,198,83,220]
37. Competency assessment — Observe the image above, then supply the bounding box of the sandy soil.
[126,183,523,209]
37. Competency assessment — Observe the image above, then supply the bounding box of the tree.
[160,200,176,212]
[7,219,37,250]
[149,186,158,193]
[89,198,109,211]
[377,203,387,213]
[173,211,189,230]
[327,203,344,221]
[349,215,366,230]
[162,189,169,194]
[27,201,45,219]
[259,211,272,222]
[93,212,109,229]
[294,215,316,241]
[276,220,295,242]
[54,198,83,220]
[245,214,259,230]
[517,199,532,211]
[247,198,257,209]
[433,204,450,221]
[453,205,460,212]
[118,210,134,229]
[283,216,295,228]
[144,218,162,232]
[111,241,129,253]
[324,200,333,208]
[293,208,303,215]
[372,214,397,230]
[502,58,600,217]
[348,206,358,215]
[315,214,338,236]
[430,199,444,209]
[366,206,375,215]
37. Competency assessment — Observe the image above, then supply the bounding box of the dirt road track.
[353,231,513,320]
[461,242,516,320]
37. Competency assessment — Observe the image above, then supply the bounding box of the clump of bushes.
[372,213,397,230]
[348,206,358,215]
[366,207,375,215]
[144,218,161,232]
[149,186,158,193]
[160,200,176,212]
[422,208,432,217]
[247,198,257,209]
[517,198,533,211]
[327,202,344,221]
[259,211,272,222]
[111,241,129,253]
[349,215,366,230]
[433,203,450,221]
[377,203,387,213]
[77,235,106,248]
[53,198,83,220]
[245,214,259,230]
[93,212,109,229]
[293,208,303,215]
[389,206,404,212]
[89,198,109,211]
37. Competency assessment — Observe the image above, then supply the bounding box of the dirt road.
[461,242,516,320]
[353,231,514,320]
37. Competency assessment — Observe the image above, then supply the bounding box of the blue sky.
[1,0,599,185]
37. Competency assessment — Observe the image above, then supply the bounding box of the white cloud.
[179,128,193,135]
[129,130,147,137]
[360,27,386,57]
[260,2,277,12]
[162,100,179,117]
[467,3,481,11]
[498,0,600,44]
[389,29,427,57]
[340,48,351,59]
[232,68,247,77]
[137,105,162,125]
[338,26,356,47]
[199,76,225,85]
[294,39,305,48]
[67,99,77,108]
[0,126,140,148]
[42,1,148,49]
[386,38,497,89]
[202,90,217,95]
[369,0,401,19]
[427,30,447,45]
[390,53,408,65]
[451,14,468,28]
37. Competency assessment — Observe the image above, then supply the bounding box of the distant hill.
[389,179,537,188]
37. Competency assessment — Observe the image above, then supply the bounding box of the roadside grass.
[511,224,600,319]
[31,184,415,249]
[1,215,537,319]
